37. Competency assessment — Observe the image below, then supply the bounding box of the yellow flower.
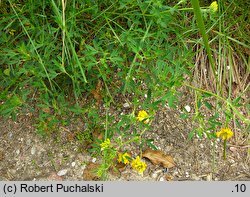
[100,138,111,150]
[9,29,16,36]
[137,110,149,123]
[209,1,218,13]
[216,128,234,140]
[117,152,131,164]
[131,156,147,174]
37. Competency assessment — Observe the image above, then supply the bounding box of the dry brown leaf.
[82,163,100,181]
[115,162,126,170]
[92,129,104,141]
[91,79,103,106]
[42,107,51,113]
[142,149,176,168]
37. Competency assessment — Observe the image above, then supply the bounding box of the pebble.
[158,177,165,181]
[229,147,237,152]
[57,169,68,176]
[184,105,191,112]
[71,162,76,167]
[185,172,190,178]
[16,149,20,155]
[31,147,36,155]
[8,132,13,139]
[151,173,158,179]
[26,139,31,146]
[191,174,200,181]
[123,103,130,108]
[206,173,212,181]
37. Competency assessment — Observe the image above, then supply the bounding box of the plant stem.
[184,83,250,124]
[190,0,220,91]
[223,139,227,160]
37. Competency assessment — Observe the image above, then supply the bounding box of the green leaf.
[3,69,10,76]
[188,129,196,140]
[146,139,158,150]
[69,104,85,114]
[204,101,213,110]
[180,113,189,119]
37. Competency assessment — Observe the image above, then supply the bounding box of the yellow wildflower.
[216,128,234,140]
[9,29,16,36]
[100,138,111,150]
[131,156,147,174]
[137,110,149,124]
[209,1,218,13]
[117,152,131,164]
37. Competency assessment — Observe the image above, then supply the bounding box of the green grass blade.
[190,0,219,87]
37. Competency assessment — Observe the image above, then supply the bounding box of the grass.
[0,0,249,179]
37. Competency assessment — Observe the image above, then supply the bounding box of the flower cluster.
[131,156,147,174]
[137,110,150,124]
[209,1,218,13]
[117,153,147,174]
[216,128,234,140]
[117,152,131,165]
[100,138,111,150]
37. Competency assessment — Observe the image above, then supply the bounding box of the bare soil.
[0,91,249,181]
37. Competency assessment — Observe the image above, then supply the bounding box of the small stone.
[159,177,164,181]
[71,162,76,167]
[26,139,31,145]
[184,105,191,112]
[151,173,158,179]
[57,169,68,176]
[31,147,36,155]
[191,174,200,181]
[8,132,13,139]
[229,147,237,152]
[123,103,129,108]
[16,149,20,155]
[206,173,212,181]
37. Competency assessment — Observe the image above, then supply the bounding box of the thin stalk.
[223,140,227,160]
[184,83,250,124]
[61,0,66,68]
[122,53,139,95]
[105,109,108,140]
[190,0,220,90]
